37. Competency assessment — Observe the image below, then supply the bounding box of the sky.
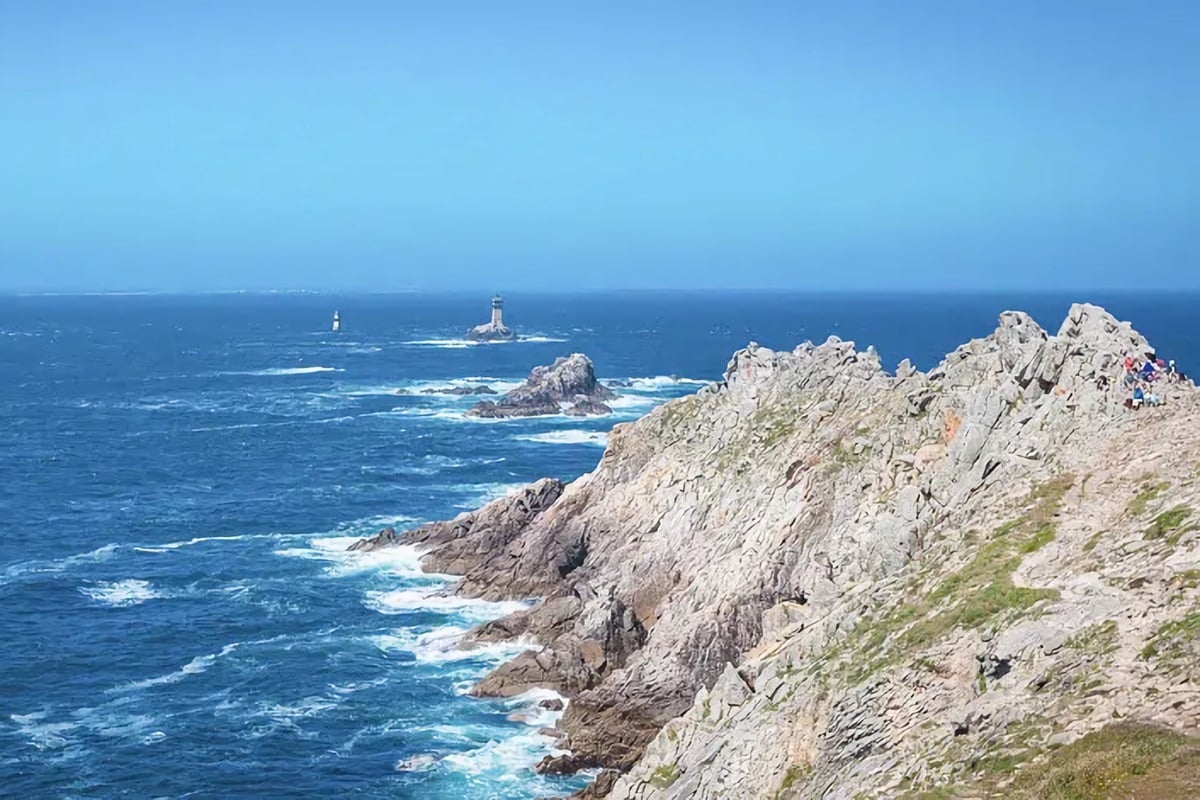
[0,1,1197,292]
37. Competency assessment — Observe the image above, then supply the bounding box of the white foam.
[402,338,477,349]
[0,543,120,587]
[231,366,344,376]
[252,696,339,722]
[372,626,537,663]
[503,688,571,729]
[365,588,531,621]
[79,579,159,607]
[402,336,567,348]
[439,727,570,780]
[607,395,658,410]
[274,528,438,581]
[516,430,608,446]
[157,534,252,550]
[624,375,708,391]
[9,712,78,750]
[117,643,240,692]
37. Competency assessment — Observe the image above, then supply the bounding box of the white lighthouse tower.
[490,294,504,327]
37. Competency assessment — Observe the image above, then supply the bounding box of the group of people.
[1111,351,1187,410]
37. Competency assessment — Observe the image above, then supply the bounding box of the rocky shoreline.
[351,304,1200,798]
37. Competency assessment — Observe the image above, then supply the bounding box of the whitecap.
[0,543,120,587]
[515,430,608,446]
[116,644,240,692]
[156,534,252,550]
[623,375,708,391]
[395,753,440,772]
[227,366,344,377]
[402,335,566,348]
[607,395,659,410]
[79,579,159,607]
[9,713,78,750]
[372,626,537,663]
[366,589,531,622]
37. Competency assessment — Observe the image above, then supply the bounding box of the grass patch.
[1140,612,1200,661]
[771,762,813,799]
[1128,481,1170,517]
[1143,505,1196,545]
[1064,620,1119,656]
[648,763,680,789]
[1006,722,1200,799]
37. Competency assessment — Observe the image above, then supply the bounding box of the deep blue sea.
[2,290,1197,798]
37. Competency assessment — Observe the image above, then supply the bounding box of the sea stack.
[467,353,615,418]
[466,294,516,342]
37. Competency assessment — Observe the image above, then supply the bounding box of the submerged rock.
[421,385,497,396]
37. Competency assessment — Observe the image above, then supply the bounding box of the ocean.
[2,290,1197,798]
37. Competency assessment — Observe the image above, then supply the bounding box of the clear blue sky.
[1,1,1196,292]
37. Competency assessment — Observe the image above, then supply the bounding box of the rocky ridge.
[468,353,616,418]
[353,304,1200,798]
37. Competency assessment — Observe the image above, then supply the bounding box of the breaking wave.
[365,588,531,621]
[79,579,160,607]
[515,430,608,446]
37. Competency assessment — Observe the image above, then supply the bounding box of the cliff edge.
[355,303,1200,798]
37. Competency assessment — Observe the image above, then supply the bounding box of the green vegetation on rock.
[771,762,813,799]
[648,763,681,789]
[1127,480,1169,517]
[837,475,1070,682]
[1005,722,1200,799]
[1143,505,1195,545]
[1140,611,1200,661]
[1065,620,1119,656]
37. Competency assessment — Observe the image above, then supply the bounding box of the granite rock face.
[352,304,1200,798]
[468,354,615,419]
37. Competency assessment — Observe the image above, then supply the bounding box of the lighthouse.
[465,294,516,342]
[491,295,504,327]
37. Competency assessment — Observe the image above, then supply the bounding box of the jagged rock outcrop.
[468,354,615,418]
[351,303,1200,798]
[423,385,498,396]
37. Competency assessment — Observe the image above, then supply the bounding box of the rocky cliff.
[355,304,1200,798]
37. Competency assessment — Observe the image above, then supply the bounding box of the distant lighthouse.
[465,294,516,342]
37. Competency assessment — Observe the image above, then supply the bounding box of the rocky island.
[466,294,516,342]
[467,353,615,419]
[352,304,1200,799]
